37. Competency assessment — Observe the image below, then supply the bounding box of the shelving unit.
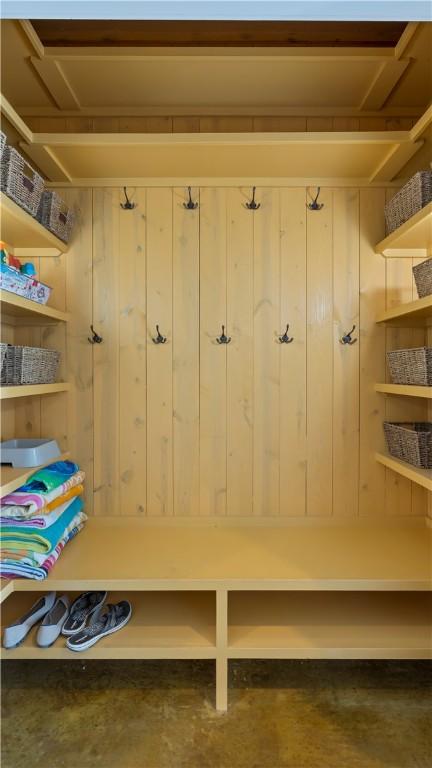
[1,591,217,660]
[376,295,432,326]
[375,452,432,491]
[0,383,70,400]
[375,383,432,398]
[228,591,432,659]
[0,192,68,253]
[375,201,432,255]
[0,291,69,325]
[0,451,70,497]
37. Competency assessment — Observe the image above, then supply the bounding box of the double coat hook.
[245,187,260,210]
[216,325,231,344]
[183,187,198,210]
[278,324,294,344]
[88,325,103,344]
[340,325,357,345]
[152,325,167,344]
[307,187,324,211]
[120,187,136,210]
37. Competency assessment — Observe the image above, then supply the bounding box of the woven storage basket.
[384,171,432,235]
[412,258,432,299]
[4,345,60,385]
[0,342,8,384]
[0,147,44,217]
[37,190,75,243]
[387,347,432,386]
[384,422,432,469]
[0,132,6,161]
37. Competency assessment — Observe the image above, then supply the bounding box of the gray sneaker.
[66,601,132,652]
[62,591,107,636]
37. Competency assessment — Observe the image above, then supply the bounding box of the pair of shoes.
[3,593,70,649]
[65,594,132,652]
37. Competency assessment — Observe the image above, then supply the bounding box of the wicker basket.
[387,347,432,386]
[37,190,75,243]
[0,147,44,217]
[384,171,432,235]
[2,345,60,385]
[412,258,432,299]
[384,422,432,469]
[0,342,8,384]
[0,132,6,161]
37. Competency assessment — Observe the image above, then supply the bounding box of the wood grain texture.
[118,189,147,515]
[333,189,360,517]
[146,189,174,516]
[226,188,254,516]
[172,187,200,516]
[307,189,333,517]
[93,189,120,516]
[279,188,307,516]
[359,189,386,517]
[199,188,227,516]
[253,188,280,517]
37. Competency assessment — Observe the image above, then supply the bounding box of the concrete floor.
[1,660,431,768]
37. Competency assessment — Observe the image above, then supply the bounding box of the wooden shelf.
[0,192,68,253]
[4,517,431,594]
[1,591,216,660]
[376,452,432,492]
[376,295,432,326]
[0,451,70,498]
[228,591,432,659]
[375,383,432,398]
[375,202,432,255]
[0,382,70,400]
[0,290,69,325]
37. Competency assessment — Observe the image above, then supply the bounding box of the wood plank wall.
[1,186,427,520]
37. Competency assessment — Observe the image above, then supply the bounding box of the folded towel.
[0,497,83,554]
[0,485,84,526]
[0,521,85,580]
[18,460,79,493]
[1,471,85,518]
[2,510,87,566]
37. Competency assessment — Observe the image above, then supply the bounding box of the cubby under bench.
[1,518,431,711]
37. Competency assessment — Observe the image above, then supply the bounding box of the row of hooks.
[89,323,357,346]
[120,186,324,212]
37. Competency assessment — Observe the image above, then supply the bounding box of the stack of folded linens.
[0,460,86,580]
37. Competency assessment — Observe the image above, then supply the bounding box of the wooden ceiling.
[31,20,407,48]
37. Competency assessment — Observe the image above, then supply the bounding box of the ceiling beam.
[369,139,423,182]
[30,57,81,110]
[20,141,73,182]
[0,94,33,143]
[359,58,411,110]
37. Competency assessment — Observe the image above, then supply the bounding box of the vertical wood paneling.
[39,251,68,453]
[172,187,200,516]
[93,188,120,516]
[333,189,360,517]
[118,190,147,515]
[64,189,94,513]
[279,188,307,516]
[307,190,333,517]
[146,188,174,516]
[226,188,254,516]
[359,189,386,516]
[199,188,227,516]
[13,256,42,441]
[253,188,280,517]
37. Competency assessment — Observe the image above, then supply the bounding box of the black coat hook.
[245,187,260,210]
[183,187,198,210]
[278,324,294,344]
[152,325,167,344]
[88,325,103,344]
[340,325,357,345]
[307,187,324,211]
[216,325,231,344]
[120,187,136,210]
